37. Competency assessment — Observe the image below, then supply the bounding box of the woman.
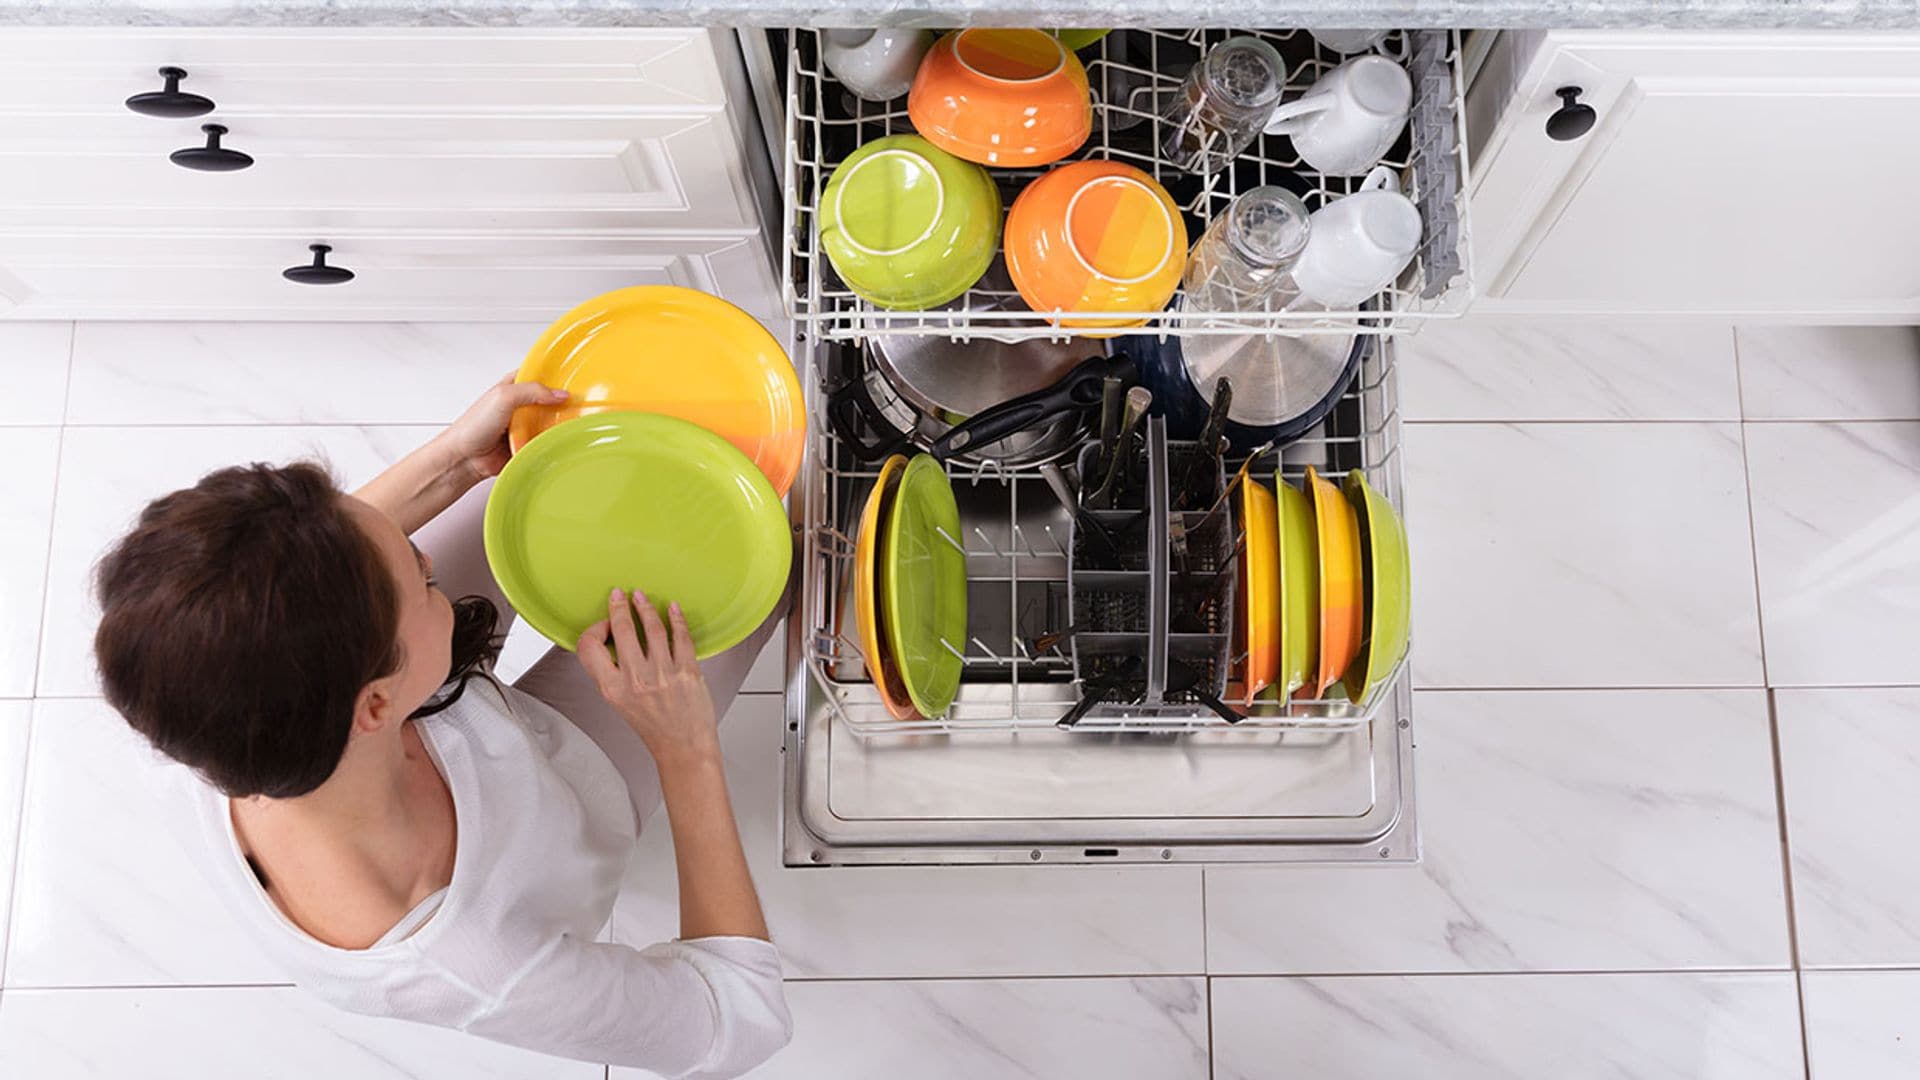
[92,376,791,1078]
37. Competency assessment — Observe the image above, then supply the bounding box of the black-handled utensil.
[932,355,1133,461]
[1089,387,1152,509]
[1175,378,1233,511]
[1039,462,1128,565]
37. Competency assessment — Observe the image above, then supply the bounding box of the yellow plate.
[1307,466,1364,698]
[1275,477,1319,699]
[508,286,806,497]
[1235,480,1280,700]
[854,455,917,720]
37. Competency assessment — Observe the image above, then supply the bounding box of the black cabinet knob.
[1546,86,1597,141]
[171,123,254,172]
[283,244,355,285]
[125,66,215,118]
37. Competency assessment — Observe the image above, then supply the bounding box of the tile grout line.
[1733,341,1813,1080]
[1201,870,1215,1080]
[1766,690,1815,1080]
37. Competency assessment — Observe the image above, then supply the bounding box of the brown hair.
[94,461,499,799]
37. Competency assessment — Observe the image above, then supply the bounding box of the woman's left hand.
[438,373,568,484]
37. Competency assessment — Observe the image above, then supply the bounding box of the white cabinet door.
[0,232,778,322]
[0,112,760,232]
[1468,31,1920,318]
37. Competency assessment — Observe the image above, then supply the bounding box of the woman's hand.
[437,372,568,486]
[576,588,720,769]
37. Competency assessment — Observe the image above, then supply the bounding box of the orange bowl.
[1306,466,1365,697]
[1005,160,1189,333]
[907,28,1092,168]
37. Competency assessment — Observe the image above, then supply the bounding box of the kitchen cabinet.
[1466,30,1920,319]
[0,28,778,320]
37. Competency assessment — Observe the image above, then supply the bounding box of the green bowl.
[819,134,1002,310]
[1049,29,1112,51]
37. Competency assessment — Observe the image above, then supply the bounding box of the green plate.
[484,412,791,658]
[1276,478,1319,698]
[1342,470,1410,704]
[882,455,967,718]
[819,134,1002,310]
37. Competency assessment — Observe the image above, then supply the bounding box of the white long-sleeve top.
[167,676,792,1078]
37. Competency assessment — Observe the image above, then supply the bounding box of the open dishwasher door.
[749,27,1471,866]
[780,334,1418,866]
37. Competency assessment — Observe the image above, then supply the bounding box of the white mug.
[1308,29,1412,60]
[1262,54,1411,176]
[1288,166,1422,308]
[821,29,934,102]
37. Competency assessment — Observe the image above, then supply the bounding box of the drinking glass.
[1182,186,1311,313]
[1159,36,1286,175]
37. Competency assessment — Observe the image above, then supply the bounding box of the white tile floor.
[0,318,1916,1078]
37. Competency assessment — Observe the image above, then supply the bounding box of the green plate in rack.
[882,455,967,718]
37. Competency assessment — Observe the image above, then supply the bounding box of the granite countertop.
[3,0,1917,27]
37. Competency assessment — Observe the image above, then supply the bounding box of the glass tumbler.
[1159,36,1286,175]
[1182,187,1312,313]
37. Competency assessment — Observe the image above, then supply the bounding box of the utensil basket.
[1068,419,1234,713]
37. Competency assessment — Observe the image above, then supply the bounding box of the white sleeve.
[463,934,791,1078]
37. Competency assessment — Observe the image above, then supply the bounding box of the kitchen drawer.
[0,28,731,114]
[0,112,760,232]
[0,232,778,322]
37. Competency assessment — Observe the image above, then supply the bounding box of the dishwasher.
[741,27,1474,866]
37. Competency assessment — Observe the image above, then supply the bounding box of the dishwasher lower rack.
[780,26,1472,343]
[797,327,1407,738]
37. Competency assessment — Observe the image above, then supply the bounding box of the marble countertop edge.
[2,0,1918,30]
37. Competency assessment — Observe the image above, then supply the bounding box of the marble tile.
[1211,972,1803,1080]
[1745,422,1920,686]
[0,323,71,425]
[1206,690,1789,974]
[0,700,30,984]
[0,428,58,697]
[0,986,601,1079]
[67,322,549,425]
[1404,422,1764,688]
[1400,320,1740,421]
[1803,970,1920,1080]
[1777,688,1920,966]
[1737,325,1920,421]
[613,977,1209,1080]
[608,697,1207,979]
[6,699,282,986]
[37,424,441,697]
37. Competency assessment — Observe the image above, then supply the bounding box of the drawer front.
[0,28,730,113]
[0,232,778,322]
[0,112,759,232]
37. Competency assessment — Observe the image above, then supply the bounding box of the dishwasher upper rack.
[780,27,1473,344]
[798,330,1408,738]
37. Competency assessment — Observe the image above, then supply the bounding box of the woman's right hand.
[576,588,721,769]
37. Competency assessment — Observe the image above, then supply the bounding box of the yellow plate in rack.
[1235,479,1280,700]
[854,455,917,720]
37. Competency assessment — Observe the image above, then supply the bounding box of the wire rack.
[782,27,1473,342]
[798,326,1408,738]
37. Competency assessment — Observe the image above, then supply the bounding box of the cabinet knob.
[170,123,254,172]
[1546,86,1597,142]
[125,66,216,118]
[283,244,355,285]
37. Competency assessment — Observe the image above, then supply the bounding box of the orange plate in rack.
[854,455,917,720]
[1306,466,1365,697]
[507,286,806,498]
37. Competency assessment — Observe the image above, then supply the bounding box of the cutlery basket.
[1068,418,1234,713]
